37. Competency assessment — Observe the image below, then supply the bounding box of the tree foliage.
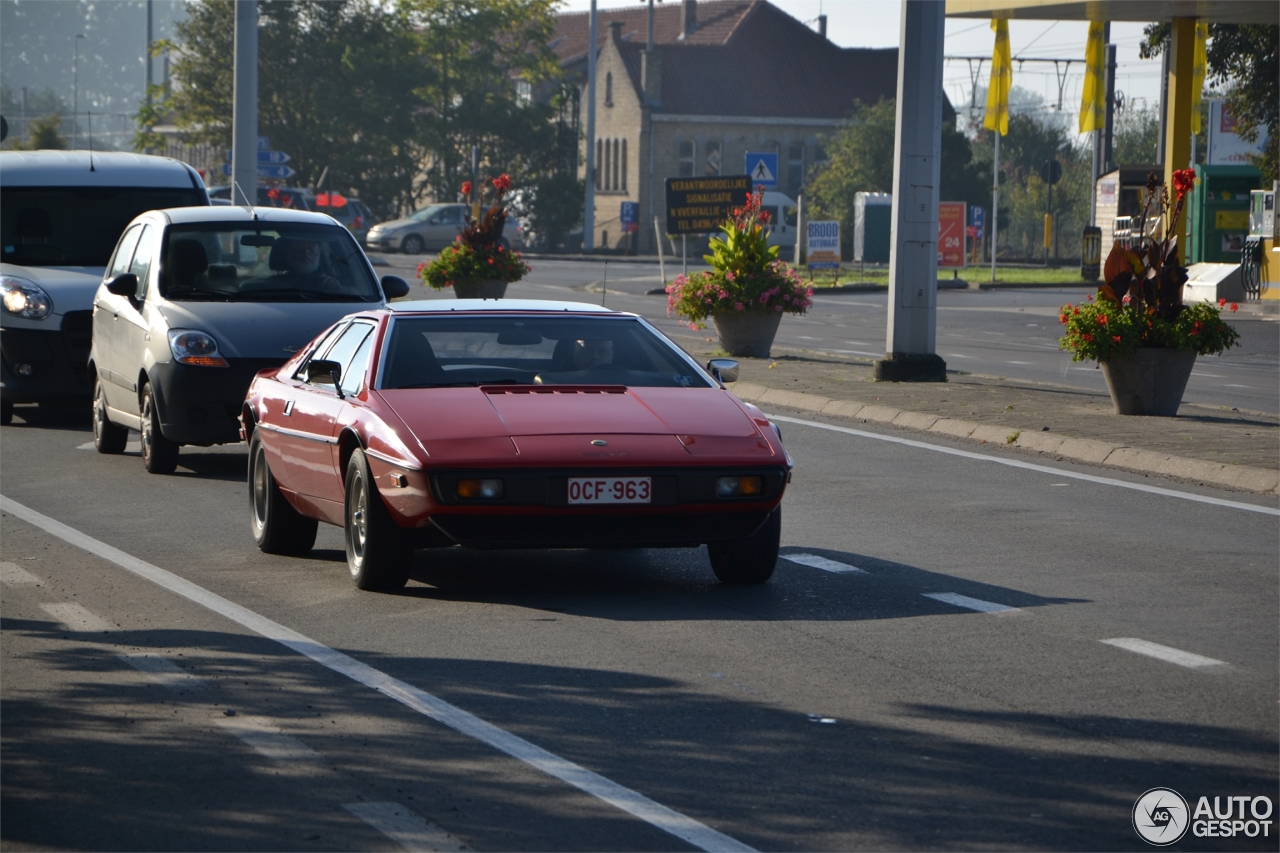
[1141,22,1278,181]
[1,86,69,150]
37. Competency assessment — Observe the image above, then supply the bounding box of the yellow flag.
[1191,21,1207,134]
[1078,21,1106,133]
[983,19,1012,136]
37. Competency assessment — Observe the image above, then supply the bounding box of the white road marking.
[922,592,1016,613]
[343,802,468,852]
[822,348,883,358]
[1190,372,1224,378]
[795,335,821,340]
[118,654,207,690]
[76,439,142,452]
[40,602,114,632]
[1100,638,1226,669]
[1225,384,1252,389]
[1,561,43,585]
[783,553,868,574]
[215,714,324,762]
[766,414,1280,517]
[1006,361,1033,365]
[0,496,755,853]
[944,353,974,359]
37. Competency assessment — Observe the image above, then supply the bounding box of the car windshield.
[1,187,205,267]
[380,315,711,389]
[407,205,447,223]
[160,222,381,303]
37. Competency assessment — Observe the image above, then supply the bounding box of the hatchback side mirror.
[306,358,343,391]
[707,358,739,384]
[105,273,138,297]
[381,275,410,299]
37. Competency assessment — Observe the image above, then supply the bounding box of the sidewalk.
[673,336,1280,497]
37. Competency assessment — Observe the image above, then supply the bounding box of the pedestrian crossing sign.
[744,152,778,188]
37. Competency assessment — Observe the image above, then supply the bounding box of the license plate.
[568,477,651,505]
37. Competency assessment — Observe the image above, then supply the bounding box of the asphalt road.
[375,255,1280,415]
[3,395,1276,850]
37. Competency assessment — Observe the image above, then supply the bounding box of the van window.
[1,187,205,267]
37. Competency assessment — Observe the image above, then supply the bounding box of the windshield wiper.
[394,378,527,389]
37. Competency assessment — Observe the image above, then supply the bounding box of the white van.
[1,151,209,424]
[759,191,799,257]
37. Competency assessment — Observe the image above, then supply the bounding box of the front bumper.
[149,357,284,446]
[0,311,93,404]
[364,233,399,251]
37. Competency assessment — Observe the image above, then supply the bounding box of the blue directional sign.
[226,150,292,164]
[744,152,778,189]
[221,163,297,179]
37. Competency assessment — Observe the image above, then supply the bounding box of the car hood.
[1,263,104,316]
[371,218,415,233]
[156,301,375,359]
[378,385,774,461]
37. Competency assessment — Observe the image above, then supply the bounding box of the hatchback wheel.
[140,382,179,474]
[249,430,318,555]
[707,506,780,584]
[401,234,425,255]
[344,448,411,591]
[93,378,129,454]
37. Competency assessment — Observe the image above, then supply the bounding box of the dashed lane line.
[214,714,325,763]
[782,553,868,574]
[40,602,115,632]
[118,653,208,690]
[343,802,469,853]
[766,414,1280,517]
[0,495,756,853]
[922,592,1017,614]
[1,560,43,585]
[1100,638,1227,669]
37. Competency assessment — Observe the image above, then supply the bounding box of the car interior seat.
[382,330,446,388]
[168,238,209,290]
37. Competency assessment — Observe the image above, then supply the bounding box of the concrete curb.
[731,382,1280,496]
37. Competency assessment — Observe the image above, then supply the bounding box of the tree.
[1141,23,1278,181]
[9,112,68,150]
[1112,108,1160,166]
[1,86,68,150]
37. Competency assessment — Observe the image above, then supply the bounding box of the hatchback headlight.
[1,276,53,319]
[168,329,229,367]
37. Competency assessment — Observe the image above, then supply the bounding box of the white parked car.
[89,205,408,473]
[365,203,522,255]
[1,151,209,424]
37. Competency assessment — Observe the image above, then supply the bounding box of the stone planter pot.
[452,279,508,299]
[1099,348,1197,416]
[713,311,783,358]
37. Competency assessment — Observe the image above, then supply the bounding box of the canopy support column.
[1163,17,1196,249]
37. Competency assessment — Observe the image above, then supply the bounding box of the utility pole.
[231,0,259,207]
[144,0,153,153]
[73,33,84,149]
[584,0,597,252]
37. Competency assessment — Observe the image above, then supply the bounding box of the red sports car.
[241,299,791,591]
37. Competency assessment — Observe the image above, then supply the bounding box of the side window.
[318,321,374,387]
[295,322,347,381]
[442,207,462,224]
[108,225,142,280]
[128,224,157,300]
[678,140,694,177]
[340,331,376,396]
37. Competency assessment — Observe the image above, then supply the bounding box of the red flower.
[1229,302,1239,312]
[1218,297,1227,307]
[1097,315,1108,325]
[1112,335,1121,342]
[1172,168,1196,200]
[492,173,512,195]
[460,181,472,196]
[1082,333,1094,342]
[1059,313,1068,324]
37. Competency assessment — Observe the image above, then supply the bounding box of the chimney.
[608,20,623,44]
[818,14,827,40]
[642,49,662,106]
[680,0,697,40]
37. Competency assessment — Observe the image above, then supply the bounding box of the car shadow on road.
[2,614,1274,852]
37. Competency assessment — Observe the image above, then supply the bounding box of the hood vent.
[483,386,627,395]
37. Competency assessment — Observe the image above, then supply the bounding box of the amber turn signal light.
[457,478,503,499]
[716,476,762,497]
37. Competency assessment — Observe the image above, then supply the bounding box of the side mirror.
[381,275,410,299]
[105,273,138,297]
[707,358,739,384]
[306,358,343,394]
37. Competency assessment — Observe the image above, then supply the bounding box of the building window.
[678,140,694,177]
[605,72,613,107]
[595,139,603,190]
[621,139,628,192]
[704,140,721,176]
[787,142,805,194]
[612,139,620,190]
[516,79,532,106]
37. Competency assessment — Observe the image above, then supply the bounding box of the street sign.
[226,150,292,164]
[806,221,841,271]
[257,136,270,150]
[620,201,639,234]
[938,201,967,267]
[970,205,985,238]
[221,163,297,179]
[665,176,752,235]
[1040,159,1063,186]
[744,152,778,189]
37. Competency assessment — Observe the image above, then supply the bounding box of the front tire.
[707,506,781,584]
[140,382,179,474]
[401,234,425,255]
[93,377,129,454]
[344,448,411,591]
[249,430,318,555]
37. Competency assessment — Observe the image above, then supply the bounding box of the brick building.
[551,0,954,252]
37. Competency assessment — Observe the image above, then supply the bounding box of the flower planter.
[1100,348,1196,416]
[452,279,508,299]
[713,311,782,358]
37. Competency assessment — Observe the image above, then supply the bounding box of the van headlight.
[168,329,229,367]
[1,276,53,320]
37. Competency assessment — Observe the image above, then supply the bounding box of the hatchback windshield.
[380,316,711,389]
[161,222,381,302]
[1,187,206,267]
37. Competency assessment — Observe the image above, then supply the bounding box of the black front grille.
[60,311,93,386]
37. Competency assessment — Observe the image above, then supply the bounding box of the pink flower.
[734,302,744,311]
[725,271,736,281]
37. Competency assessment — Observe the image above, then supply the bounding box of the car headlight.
[168,329,229,367]
[1,276,53,320]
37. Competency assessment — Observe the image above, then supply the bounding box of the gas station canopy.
[945,1,1278,23]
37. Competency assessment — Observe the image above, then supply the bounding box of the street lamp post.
[73,33,85,149]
